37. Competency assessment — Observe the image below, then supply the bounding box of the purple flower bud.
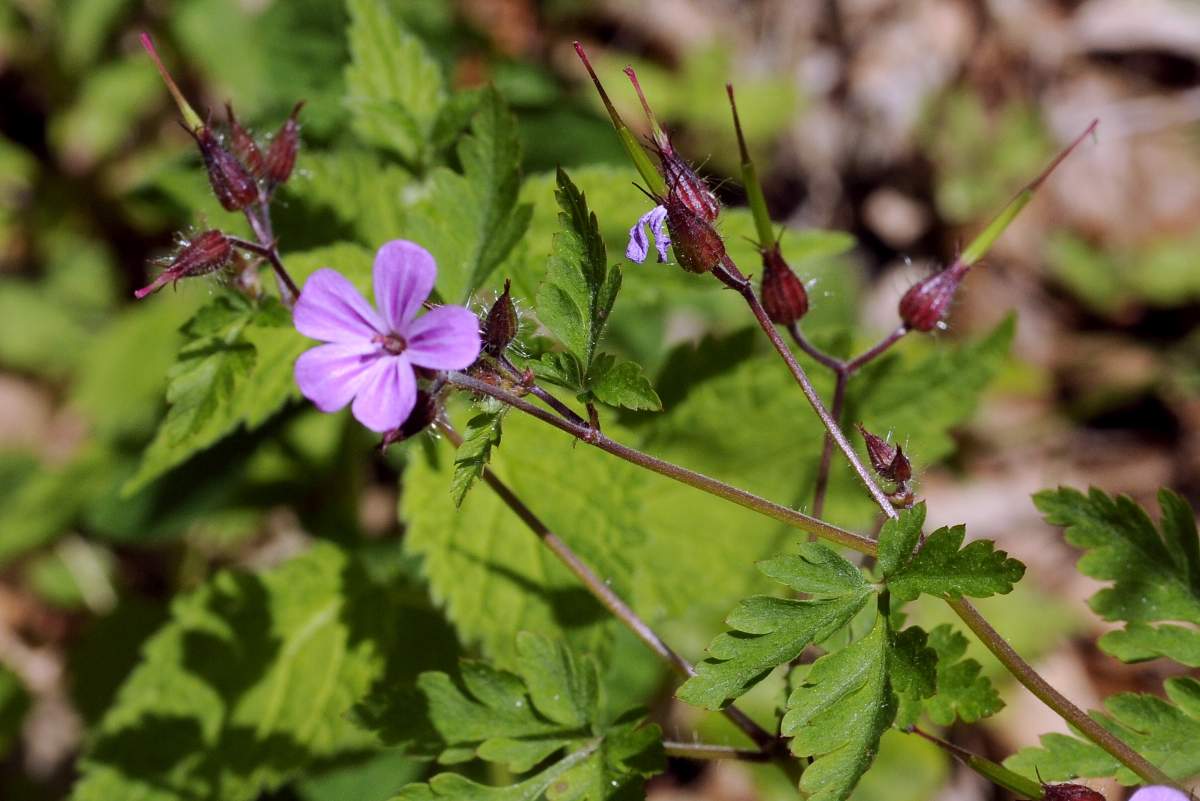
[898,262,969,332]
[626,204,670,264]
[264,101,304,187]
[135,230,233,299]
[663,191,726,274]
[857,424,912,484]
[760,246,809,325]
[482,278,519,356]
[656,145,720,223]
[225,102,264,178]
[380,390,440,451]
[189,125,259,211]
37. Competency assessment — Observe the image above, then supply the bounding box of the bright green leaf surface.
[1035,487,1200,665]
[451,408,505,507]
[783,614,895,801]
[344,0,444,166]
[71,544,454,801]
[885,524,1025,604]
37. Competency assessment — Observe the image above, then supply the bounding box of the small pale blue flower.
[626,204,670,264]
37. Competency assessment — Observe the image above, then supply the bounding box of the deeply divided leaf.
[884,524,1025,604]
[535,168,620,374]
[451,409,505,507]
[1006,676,1200,785]
[380,633,662,801]
[1035,487,1200,666]
[677,544,872,709]
[895,624,1002,727]
[783,614,895,801]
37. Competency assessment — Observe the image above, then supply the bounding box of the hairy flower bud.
[264,101,304,187]
[857,424,912,484]
[225,102,264,177]
[664,191,726,274]
[760,246,809,325]
[190,126,258,211]
[135,230,233,299]
[898,262,968,332]
[482,278,518,356]
[380,390,439,450]
[657,145,720,222]
[1041,783,1106,801]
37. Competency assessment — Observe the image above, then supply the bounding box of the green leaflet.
[882,523,1026,604]
[400,88,532,304]
[125,243,372,494]
[676,542,872,709]
[450,408,505,507]
[535,167,619,371]
[894,624,1002,728]
[1005,676,1200,785]
[70,544,457,801]
[524,168,660,412]
[402,411,645,667]
[586,355,661,412]
[783,614,895,801]
[1035,487,1200,666]
[383,633,663,801]
[343,0,444,168]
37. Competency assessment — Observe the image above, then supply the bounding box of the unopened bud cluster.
[191,102,304,212]
[858,424,914,508]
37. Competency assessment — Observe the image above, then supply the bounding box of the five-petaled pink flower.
[293,240,480,432]
[1129,788,1190,801]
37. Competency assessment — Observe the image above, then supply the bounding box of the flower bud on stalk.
[623,66,720,222]
[1041,783,1106,801]
[664,191,727,274]
[264,101,304,187]
[135,230,233,299]
[225,102,264,177]
[898,261,968,332]
[380,390,440,451]
[760,246,809,325]
[857,424,912,484]
[188,125,259,211]
[482,279,518,356]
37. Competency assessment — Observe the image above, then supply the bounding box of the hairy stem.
[241,206,299,302]
[811,371,846,519]
[664,741,774,763]
[497,356,590,427]
[906,726,1045,799]
[447,371,877,554]
[722,257,1175,787]
[946,598,1174,787]
[713,258,896,514]
[436,420,778,752]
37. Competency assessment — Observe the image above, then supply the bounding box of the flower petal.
[1130,788,1190,801]
[374,240,436,331]
[350,355,418,433]
[648,205,671,262]
[405,305,482,370]
[625,205,669,264]
[294,268,385,343]
[294,341,382,413]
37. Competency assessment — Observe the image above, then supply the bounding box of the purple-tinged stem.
[664,742,773,763]
[436,420,778,753]
[446,370,877,554]
[810,372,847,520]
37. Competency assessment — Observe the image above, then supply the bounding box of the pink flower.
[293,241,480,432]
[1128,788,1190,801]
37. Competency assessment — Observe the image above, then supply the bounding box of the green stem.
[907,727,1045,799]
[446,371,876,554]
[663,742,774,763]
[436,420,778,753]
[726,84,774,247]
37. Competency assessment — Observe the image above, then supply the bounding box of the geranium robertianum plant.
[66,13,1198,801]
